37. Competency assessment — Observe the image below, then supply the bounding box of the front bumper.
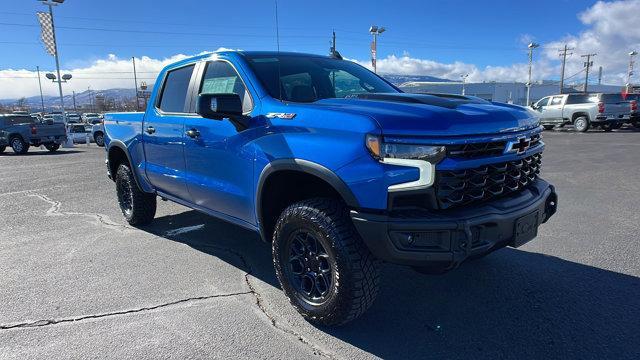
[350,179,557,268]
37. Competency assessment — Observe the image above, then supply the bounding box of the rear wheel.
[574,116,590,132]
[45,143,60,152]
[601,123,613,132]
[115,163,156,225]
[10,137,29,154]
[273,198,380,326]
[94,132,105,147]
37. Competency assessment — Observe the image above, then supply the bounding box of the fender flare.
[107,140,150,193]
[255,159,360,239]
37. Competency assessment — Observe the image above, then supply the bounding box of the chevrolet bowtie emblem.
[505,137,531,154]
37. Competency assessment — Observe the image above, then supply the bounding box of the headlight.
[366,134,445,163]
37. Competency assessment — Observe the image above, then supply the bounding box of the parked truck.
[532,93,633,132]
[0,114,67,154]
[103,51,558,325]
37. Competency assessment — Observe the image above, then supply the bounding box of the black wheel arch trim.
[256,159,360,241]
[107,140,150,194]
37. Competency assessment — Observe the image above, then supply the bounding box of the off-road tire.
[45,143,60,152]
[94,132,105,147]
[10,137,29,155]
[574,116,590,132]
[115,163,156,225]
[272,198,380,326]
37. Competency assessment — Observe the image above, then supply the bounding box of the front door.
[183,60,256,224]
[143,64,195,200]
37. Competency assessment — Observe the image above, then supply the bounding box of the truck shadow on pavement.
[142,210,640,360]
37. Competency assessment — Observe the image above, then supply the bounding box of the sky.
[1,0,639,99]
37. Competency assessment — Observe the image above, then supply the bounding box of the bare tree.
[15,97,29,112]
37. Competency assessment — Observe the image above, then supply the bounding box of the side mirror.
[196,93,243,120]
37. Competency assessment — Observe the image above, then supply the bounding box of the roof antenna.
[275,0,283,102]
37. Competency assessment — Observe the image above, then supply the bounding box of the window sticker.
[202,76,237,94]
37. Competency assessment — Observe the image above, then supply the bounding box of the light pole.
[526,42,539,106]
[369,25,385,73]
[460,74,468,95]
[39,0,74,147]
[627,50,637,90]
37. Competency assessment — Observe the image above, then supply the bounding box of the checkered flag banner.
[36,12,56,56]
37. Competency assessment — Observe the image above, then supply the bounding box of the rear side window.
[566,94,592,104]
[549,96,564,106]
[8,116,34,125]
[158,65,195,113]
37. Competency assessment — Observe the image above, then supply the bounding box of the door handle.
[145,126,156,134]
[186,128,200,138]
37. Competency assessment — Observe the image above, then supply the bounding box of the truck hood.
[309,93,539,137]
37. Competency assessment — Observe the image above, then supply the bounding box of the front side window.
[200,61,252,113]
[535,97,550,107]
[158,65,195,113]
[245,54,398,102]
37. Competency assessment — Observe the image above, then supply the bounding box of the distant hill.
[0,74,451,110]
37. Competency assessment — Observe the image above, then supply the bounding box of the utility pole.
[460,74,468,95]
[627,51,637,90]
[526,42,539,106]
[369,25,385,73]
[36,66,45,112]
[558,44,573,94]
[581,53,596,93]
[72,91,77,112]
[132,57,139,111]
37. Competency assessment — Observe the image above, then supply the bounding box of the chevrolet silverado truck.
[532,93,633,132]
[103,51,558,325]
[0,114,67,154]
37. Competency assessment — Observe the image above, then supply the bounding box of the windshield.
[244,54,399,102]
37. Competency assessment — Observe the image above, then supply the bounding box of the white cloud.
[0,48,236,100]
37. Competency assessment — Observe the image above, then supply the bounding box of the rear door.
[182,60,256,223]
[543,95,565,122]
[142,64,196,200]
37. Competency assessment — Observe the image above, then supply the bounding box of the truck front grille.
[435,153,542,209]
[446,134,542,159]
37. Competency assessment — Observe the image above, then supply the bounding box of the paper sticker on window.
[202,77,237,94]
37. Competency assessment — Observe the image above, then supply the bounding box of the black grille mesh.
[446,134,542,159]
[435,153,542,209]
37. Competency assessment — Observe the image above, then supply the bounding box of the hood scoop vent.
[353,93,489,109]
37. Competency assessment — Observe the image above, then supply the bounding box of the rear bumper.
[593,114,630,124]
[350,179,557,268]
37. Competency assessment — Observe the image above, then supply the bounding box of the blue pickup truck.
[103,51,557,325]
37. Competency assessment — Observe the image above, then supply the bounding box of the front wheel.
[115,163,156,225]
[574,116,590,132]
[10,137,29,154]
[45,143,60,152]
[272,198,380,326]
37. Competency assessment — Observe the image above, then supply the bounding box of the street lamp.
[460,74,469,95]
[526,42,540,106]
[627,50,637,88]
[369,25,386,73]
[45,73,72,82]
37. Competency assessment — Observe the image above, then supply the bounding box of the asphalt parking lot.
[1,128,639,360]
